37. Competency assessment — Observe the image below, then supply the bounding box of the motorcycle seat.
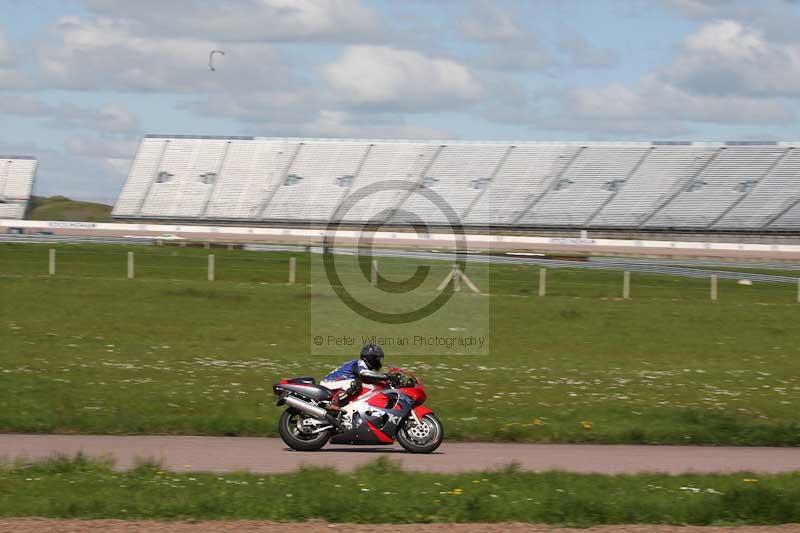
[286,377,316,385]
[279,383,332,401]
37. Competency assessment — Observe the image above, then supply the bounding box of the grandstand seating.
[465,144,578,225]
[589,146,716,228]
[392,144,509,225]
[112,136,800,231]
[0,156,36,220]
[205,140,292,219]
[262,141,369,221]
[518,145,651,227]
[645,146,787,229]
[340,142,440,223]
[725,148,800,230]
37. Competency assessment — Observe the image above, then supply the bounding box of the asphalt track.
[2,434,800,474]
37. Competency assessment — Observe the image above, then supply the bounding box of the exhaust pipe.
[284,395,328,419]
[283,395,346,432]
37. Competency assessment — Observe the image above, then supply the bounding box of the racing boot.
[326,392,344,413]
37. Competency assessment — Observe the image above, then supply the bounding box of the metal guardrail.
[243,243,311,253]
[590,256,800,271]
[6,218,800,253]
[324,248,800,285]
[0,234,155,246]
[2,234,797,284]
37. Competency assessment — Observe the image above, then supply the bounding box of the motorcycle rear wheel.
[278,408,331,451]
[397,413,443,454]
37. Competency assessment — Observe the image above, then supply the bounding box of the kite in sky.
[208,49,225,71]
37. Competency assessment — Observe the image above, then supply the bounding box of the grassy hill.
[28,195,112,222]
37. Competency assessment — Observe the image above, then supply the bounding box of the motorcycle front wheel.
[397,413,443,454]
[278,408,331,451]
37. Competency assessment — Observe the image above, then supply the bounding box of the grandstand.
[0,156,36,220]
[112,136,800,232]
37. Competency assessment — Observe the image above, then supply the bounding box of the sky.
[1,0,800,203]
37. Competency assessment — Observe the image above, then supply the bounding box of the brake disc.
[407,419,432,441]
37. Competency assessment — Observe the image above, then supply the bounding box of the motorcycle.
[273,368,443,453]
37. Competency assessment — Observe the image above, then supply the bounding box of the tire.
[278,409,331,451]
[397,413,443,454]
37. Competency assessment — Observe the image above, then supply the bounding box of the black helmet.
[360,344,384,370]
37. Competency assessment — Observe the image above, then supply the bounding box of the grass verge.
[0,456,798,526]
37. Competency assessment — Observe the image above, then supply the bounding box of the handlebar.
[388,371,417,388]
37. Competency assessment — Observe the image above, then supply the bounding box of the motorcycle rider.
[320,344,393,413]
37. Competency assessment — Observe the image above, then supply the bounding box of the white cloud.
[669,19,800,96]
[0,27,10,65]
[0,26,30,88]
[0,94,48,116]
[189,91,453,139]
[82,0,386,43]
[55,103,139,133]
[480,46,552,71]
[455,1,552,71]
[244,109,453,139]
[0,95,139,133]
[663,0,735,18]
[546,16,800,135]
[476,77,543,125]
[663,0,800,42]
[564,75,792,128]
[559,29,619,69]
[36,16,292,93]
[458,1,526,43]
[63,136,137,196]
[64,137,139,159]
[184,89,322,124]
[324,45,483,111]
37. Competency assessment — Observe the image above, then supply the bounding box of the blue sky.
[1,0,800,202]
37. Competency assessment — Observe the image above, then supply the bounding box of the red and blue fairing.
[329,370,432,445]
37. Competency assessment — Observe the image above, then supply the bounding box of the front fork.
[407,406,433,430]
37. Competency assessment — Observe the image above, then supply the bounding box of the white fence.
[4,218,800,255]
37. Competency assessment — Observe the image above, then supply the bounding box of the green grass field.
[0,243,799,444]
[1,456,799,526]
